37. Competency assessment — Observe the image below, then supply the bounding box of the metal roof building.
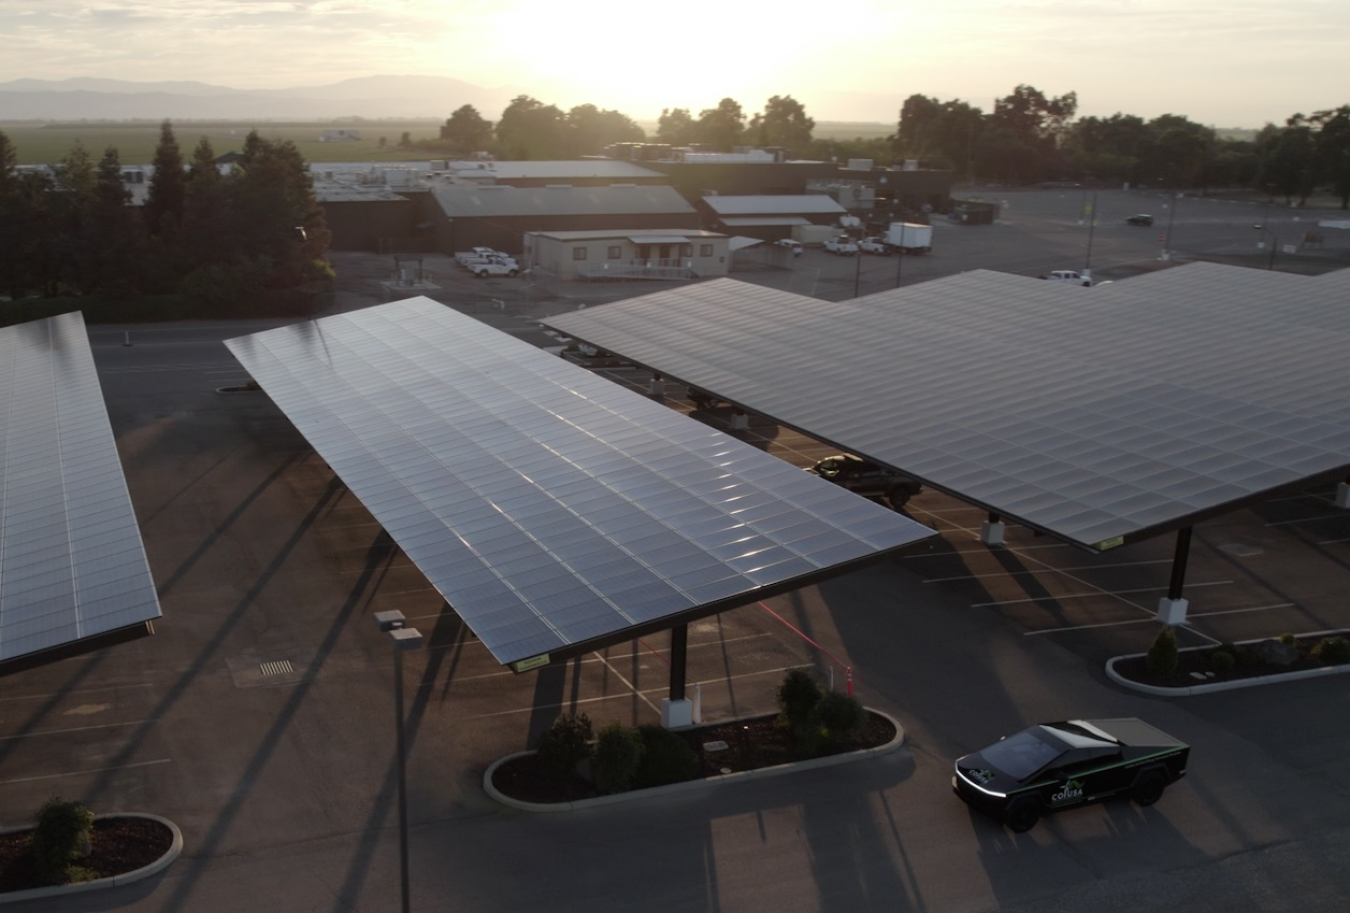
[427,184,699,256]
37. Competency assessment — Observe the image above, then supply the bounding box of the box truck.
[885,222,933,254]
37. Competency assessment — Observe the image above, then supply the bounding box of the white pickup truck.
[467,256,519,278]
[858,237,891,255]
[1045,270,1092,286]
[824,236,859,256]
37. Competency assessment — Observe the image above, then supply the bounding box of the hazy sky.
[1,0,1345,127]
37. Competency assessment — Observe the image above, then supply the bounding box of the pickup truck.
[455,247,501,268]
[823,236,859,256]
[858,237,891,255]
[468,256,519,278]
[1044,270,1092,286]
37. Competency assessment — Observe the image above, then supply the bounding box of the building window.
[681,244,694,257]
[700,244,714,257]
[607,245,622,259]
[573,247,588,261]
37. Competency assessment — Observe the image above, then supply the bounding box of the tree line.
[429,87,1350,208]
[0,121,332,309]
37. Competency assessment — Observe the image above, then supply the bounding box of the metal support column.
[661,624,693,728]
[980,511,1005,545]
[1158,526,1193,624]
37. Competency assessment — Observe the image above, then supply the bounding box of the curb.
[484,709,905,813]
[1106,630,1350,696]
[0,813,183,905]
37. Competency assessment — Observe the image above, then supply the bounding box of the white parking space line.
[970,579,1233,608]
[416,632,780,681]
[1189,602,1296,618]
[592,652,660,714]
[925,558,1173,583]
[1025,616,1168,635]
[458,663,809,722]
[0,758,171,787]
[0,720,158,741]
[1317,536,1350,545]
[0,683,155,704]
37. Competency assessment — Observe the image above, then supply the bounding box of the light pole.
[1082,190,1098,278]
[375,609,423,913]
[1253,224,1279,270]
[1162,190,1179,261]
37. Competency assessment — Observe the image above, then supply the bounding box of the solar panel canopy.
[1,312,161,666]
[544,266,1350,551]
[224,298,933,667]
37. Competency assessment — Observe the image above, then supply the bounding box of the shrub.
[776,669,823,735]
[535,713,593,776]
[593,722,644,795]
[633,725,700,788]
[810,691,868,750]
[1208,649,1237,674]
[29,796,95,885]
[1146,625,1179,676]
[1278,632,1297,647]
[1313,636,1350,665]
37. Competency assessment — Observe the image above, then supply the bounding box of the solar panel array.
[224,298,933,666]
[544,266,1350,550]
[1,312,161,665]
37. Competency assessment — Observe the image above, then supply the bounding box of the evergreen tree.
[86,145,142,295]
[145,119,186,237]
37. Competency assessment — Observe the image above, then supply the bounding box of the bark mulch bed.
[491,711,896,805]
[0,817,173,894]
[1111,634,1350,689]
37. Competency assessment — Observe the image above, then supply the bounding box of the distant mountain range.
[0,75,524,121]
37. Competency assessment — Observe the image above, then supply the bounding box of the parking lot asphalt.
[3,190,1350,913]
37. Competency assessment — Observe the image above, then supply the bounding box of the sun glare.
[491,2,855,116]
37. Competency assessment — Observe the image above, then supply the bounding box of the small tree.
[1146,625,1179,676]
[811,690,868,750]
[1313,636,1350,664]
[634,725,700,788]
[30,797,94,885]
[535,712,593,775]
[592,722,644,794]
[776,669,823,736]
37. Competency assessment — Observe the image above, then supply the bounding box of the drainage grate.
[259,659,295,677]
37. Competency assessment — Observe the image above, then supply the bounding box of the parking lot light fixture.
[375,610,424,913]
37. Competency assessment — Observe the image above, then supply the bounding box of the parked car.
[1126,214,1155,226]
[952,718,1190,833]
[823,236,860,256]
[686,387,733,410]
[858,237,891,255]
[1044,270,1092,286]
[808,453,922,508]
[774,239,804,256]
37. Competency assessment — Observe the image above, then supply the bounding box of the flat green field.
[3,118,894,165]
[1,120,446,165]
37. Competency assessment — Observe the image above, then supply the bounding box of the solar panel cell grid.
[225,298,933,665]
